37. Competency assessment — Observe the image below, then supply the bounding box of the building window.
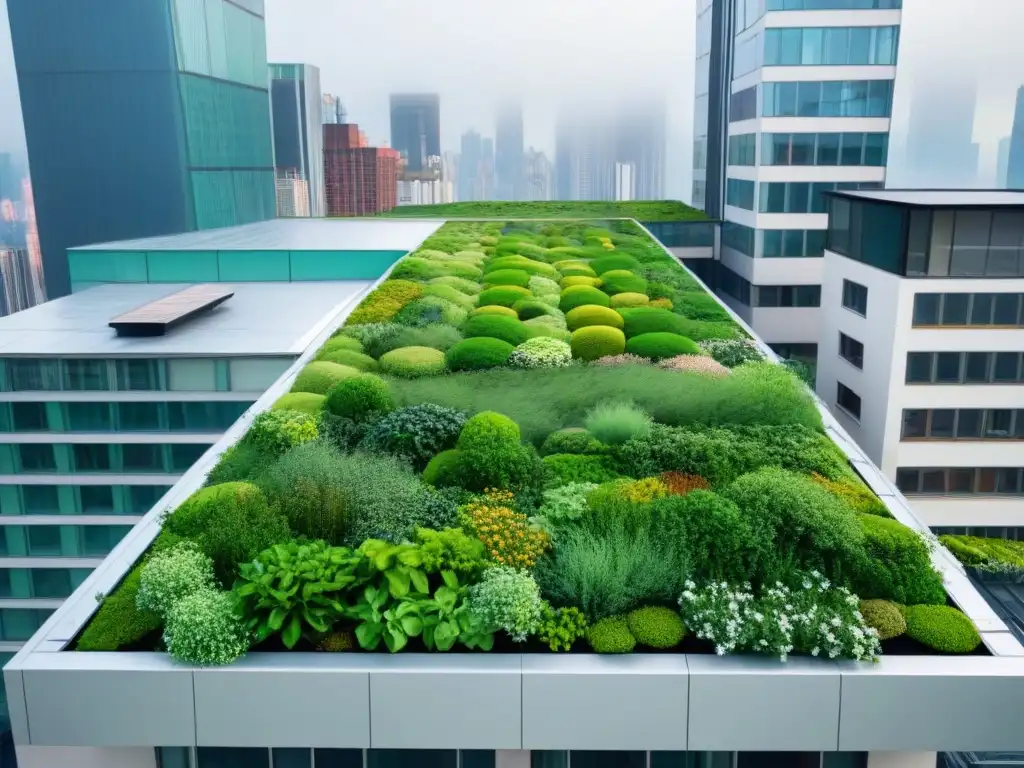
[760,181,882,214]
[116,359,162,391]
[122,444,165,472]
[726,178,756,210]
[903,208,1024,278]
[5,359,60,391]
[768,0,900,8]
[755,285,821,308]
[900,409,1024,440]
[897,467,1024,496]
[836,382,862,420]
[761,229,826,258]
[728,134,757,166]
[719,266,753,306]
[904,351,1024,385]
[765,26,899,66]
[763,79,894,119]
[730,87,758,123]
[912,293,1023,327]
[118,402,162,431]
[66,402,113,431]
[841,279,868,316]
[11,403,47,431]
[761,133,888,167]
[21,485,59,514]
[722,222,756,257]
[18,444,56,472]
[62,359,109,391]
[838,333,864,368]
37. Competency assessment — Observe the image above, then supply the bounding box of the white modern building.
[615,162,635,201]
[816,189,1024,536]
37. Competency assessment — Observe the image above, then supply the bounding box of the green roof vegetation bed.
[376,200,709,222]
[76,218,980,664]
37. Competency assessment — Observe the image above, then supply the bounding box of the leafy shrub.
[484,256,557,278]
[205,442,266,485]
[617,307,692,339]
[600,270,647,296]
[674,291,732,322]
[360,404,467,470]
[454,411,544,493]
[610,292,650,308]
[560,285,611,313]
[543,454,622,485]
[540,428,605,456]
[859,599,907,640]
[811,474,890,517]
[658,355,729,377]
[422,449,465,487]
[165,482,289,585]
[344,452,430,545]
[136,543,215,616]
[395,296,468,328]
[477,286,532,308]
[589,477,667,507]
[446,337,515,371]
[245,409,318,457]
[164,589,248,665]
[591,353,651,367]
[319,334,364,354]
[343,323,405,359]
[570,326,626,361]
[463,314,532,346]
[509,337,573,369]
[591,255,639,274]
[513,299,557,320]
[537,603,588,651]
[271,392,325,415]
[319,349,378,371]
[428,275,481,294]
[939,535,1024,574]
[415,486,471,530]
[484,268,531,287]
[532,482,598,532]
[660,472,710,495]
[378,346,447,378]
[345,280,423,325]
[524,322,571,343]
[292,361,361,394]
[473,304,519,319]
[648,298,673,309]
[699,338,762,367]
[390,324,464,353]
[415,527,488,577]
[258,441,352,543]
[324,374,395,422]
[561,275,602,289]
[565,305,625,332]
[586,616,636,653]
[559,264,598,278]
[850,515,946,605]
[422,283,476,310]
[391,257,482,281]
[585,401,652,445]
[459,491,550,568]
[528,275,561,296]
[627,606,686,649]
[903,605,981,653]
[317,630,356,652]
[469,566,544,642]
[626,333,701,361]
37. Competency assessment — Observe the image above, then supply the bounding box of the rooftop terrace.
[377,200,710,221]
[830,189,1024,207]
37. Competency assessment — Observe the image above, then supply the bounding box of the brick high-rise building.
[324,124,399,216]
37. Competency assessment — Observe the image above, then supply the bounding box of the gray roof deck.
[829,189,1024,207]
[0,282,372,357]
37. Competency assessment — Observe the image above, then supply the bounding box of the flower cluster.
[657,355,730,377]
[591,353,651,367]
[459,491,551,569]
[659,472,710,496]
[509,337,574,369]
[469,566,544,642]
[678,572,881,662]
[698,338,763,368]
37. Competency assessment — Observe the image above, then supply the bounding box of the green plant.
[317,411,368,453]
[422,449,465,487]
[343,323,405,358]
[560,285,611,313]
[391,257,483,282]
[422,283,476,310]
[451,412,543,493]
[673,292,732,322]
[345,279,423,325]
[319,335,364,355]
[291,361,361,394]
[395,296,469,328]
[626,333,701,361]
[657,355,729,377]
[850,515,946,606]
[463,314,532,346]
[459,491,551,568]
[360,404,467,470]
[484,268,531,287]
[600,270,647,295]
[565,305,625,331]
[445,337,514,371]
[324,374,395,422]
[543,454,622,485]
[390,324,464,353]
[699,338,762,367]
[485,256,557,277]
[77,562,160,651]
[164,482,290,586]
[587,616,636,653]
[537,603,588,651]
[469,566,544,642]
[903,605,981,653]
[317,630,356,652]
[570,326,626,361]
[626,606,686,649]
[591,353,651,367]
[659,472,711,496]
[318,350,378,372]
[234,540,362,648]
[415,527,488,577]
[812,474,890,517]
[164,588,248,665]
[610,292,650,308]
[531,481,598,533]
[859,599,907,640]
[585,400,653,445]
[617,307,691,338]
[378,346,448,378]
[473,304,519,319]
[540,428,605,456]
[528,275,561,296]
[271,392,325,415]
[513,299,558,320]
[509,337,574,369]
[244,409,319,457]
[477,285,532,308]
[428,275,481,294]
[205,442,267,485]
[939,534,1024,573]
[591,255,639,275]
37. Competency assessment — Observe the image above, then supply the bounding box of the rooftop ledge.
[5,215,1023,752]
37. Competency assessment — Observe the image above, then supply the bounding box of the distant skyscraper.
[495,104,524,201]
[7,0,276,297]
[481,138,495,200]
[616,101,666,199]
[615,163,635,201]
[459,131,496,202]
[523,149,553,201]
[322,94,347,124]
[270,63,326,217]
[1007,87,1024,189]
[323,124,399,216]
[0,247,42,317]
[0,154,16,202]
[555,113,615,201]
[390,94,441,173]
[905,78,979,188]
[998,137,1012,189]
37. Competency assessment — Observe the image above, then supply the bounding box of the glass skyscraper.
[270,63,326,217]
[7,0,277,298]
[390,94,441,173]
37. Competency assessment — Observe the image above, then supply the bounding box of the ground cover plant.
[77,217,976,665]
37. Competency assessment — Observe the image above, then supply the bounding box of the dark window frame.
[838,332,864,369]
[896,467,1024,496]
[904,351,1024,385]
[836,381,862,420]
[841,279,868,316]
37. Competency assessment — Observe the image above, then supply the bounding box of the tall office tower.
[616,101,666,200]
[459,131,493,202]
[1007,87,1024,189]
[389,94,441,174]
[322,94,347,125]
[615,163,635,201]
[21,179,45,307]
[0,248,34,316]
[323,124,400,216]
[554,114,616,201]
[903,79,979,189]
[481,138,495,200]
[998,137,1012,189]
[495,104,525,201]
[524,148,553,201]
[270,64,326,218]
[694,0,901,371]
[6,0,277,299]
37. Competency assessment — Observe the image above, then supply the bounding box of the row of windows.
[906,208,1024,279]
[764,26,899,67]
[0,484,171,516]
[933,526,1024,542]
[715,268,821,307]
[762,80,894,119]
[761,132,888,167]
[719,267,753,307]
[730,86,758,123]
[897,467,1024,497]
[0,567,92,599]
[0,524,133,558]
[762,229,827,258]
[768,343,818,365]
[726,178,756,210]
[0,357,290,393]
[912,292,1024,328]
[842,279,869,316]
[0,400,251,433]
[2,442,211,475]
[728,134,757,166]
[902,409,1024,441]
[722,222,756,257]
[905,351,1024,385]
[838,332,864,369]
[767,0,901,9]
[760,181,882,214]
[0,608,53,642]
[827,197,905,274]
[836,382,862,420]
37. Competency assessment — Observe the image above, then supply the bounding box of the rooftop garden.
[377,200,708,222]
[74,219,982,665]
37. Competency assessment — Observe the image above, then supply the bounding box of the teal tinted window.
[0,609,54,641]
[118,402,162,430]
[128,485,171,514]
[67,251,148,284]
[223,2,267,88]
[761,133,888,166]
[0,524,133,557]
[726,179,756,210]
[217,250,289,281]
[167,401,249,430]
[765,27,899,65]
[171,0,212,75]
[18,444,56,472]
[62,360,109,391]
[72,444,112,472]
[122,444,165,472]
[180,76,273,168]
[67,402,113,431]
[22,486,60,514]
[191,170,276,230]
[6,359,60,391]
[80,486,116,514]
[116,359,163,391]
[147,250,220,282]
[11,403,47,431]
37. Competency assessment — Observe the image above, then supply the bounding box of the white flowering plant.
[136,543,215,617]
[163,588,249,665]
[469,566,544,642]
[508,337,574,369]
[678,571,881,662]
[698,338,763,368]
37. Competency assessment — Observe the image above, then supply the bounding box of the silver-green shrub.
[164,589,248,665]
[136,543,215,617]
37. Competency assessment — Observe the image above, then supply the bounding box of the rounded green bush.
[540,428,605,457]
[859,600,907,640]
[324,374,395,422]
[445,337,515,371]
[478,285,532,308]
[585,401,653,445]
[904,605,981,653]
[610,292,650,309]
[483,269,531,287]
[484,256,558,278]
[559,264,597,278]
[422,283,476,310]
[513,299,557,321]
[626,606,687,649]
[463,314,532,346]
[528,275,562,296]
[561,276,602,289]
[422,449,465,487]
[587,616,636,653]
[617,307,690,339]
[164,588,247,665]
[319,335,364,356]
[395,296,468,327]
[319,349,378,371]
[473,304,519,319]
[291,361,361,394]
[245,410,319,456]
[378,346,448,378]
[524,322,572,343]
[271,392,324,415]
[570,326,626,361]
[565,305,625,332]
[457,411,521,451]
[591,255,639,275]
[428,275,480,295]
[390,324,463,353]
[553,259,590,271]
[560,285,611,313]
[600,270,648,296]
[626,333,701,361]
